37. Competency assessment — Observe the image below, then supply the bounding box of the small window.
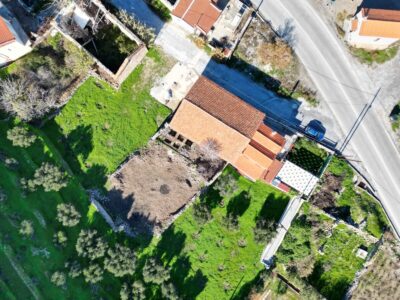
[169,129,177,137]
[185,140,193,147]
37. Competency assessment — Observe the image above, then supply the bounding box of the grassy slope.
[328,157,389,237]
[43,49,171,185]
[0,120,128,299]
[147,167,290,299]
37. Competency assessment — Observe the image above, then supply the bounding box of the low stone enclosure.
[104,142,224,236]
[54,0,147,85]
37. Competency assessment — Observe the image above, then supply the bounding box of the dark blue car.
[305,123,325,141]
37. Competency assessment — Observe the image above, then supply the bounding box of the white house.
[346,8,400,50]
[0,2,32,67]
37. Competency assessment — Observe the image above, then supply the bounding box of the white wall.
[0,40,32,66]
[346,11,399,50]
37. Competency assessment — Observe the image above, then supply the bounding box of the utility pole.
[339,88,381,153]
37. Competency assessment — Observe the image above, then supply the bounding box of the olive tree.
[51,271,66,287]
[83,263,103,284]
[104,243,136,277]
[120,281,146,300]
[21,163,68,192]
[7,126,37,148]
[213,173,238,198]
[19,220,34,237]
[76,229,107,260]
[53,230,68,247]
[65,260,82,278]
[0,77,55,122]
[56,203,81,227]
[142,258,170,285]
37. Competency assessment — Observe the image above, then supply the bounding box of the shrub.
[7,126,37,148]
[19,220,34,237]
[142,258,170,285]
[51,271,66,287]
[161,282,179,300]
[53,230,68,247]
[56,203,81,227]
[257,39,293,70]
[83,264,103,284]
[21,163,68,192]
[65,260,82,278]
[214,173,238,198]
[104,244,136,277]
[120,281,146,300]
[253,219,277,243]
[76,229,107,260]
[117,10,156,46]
[192,202,212,224]
[146,0,171,21]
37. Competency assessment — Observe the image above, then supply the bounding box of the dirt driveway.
[106,142,205,235]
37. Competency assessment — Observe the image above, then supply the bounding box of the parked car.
[305,122,325,141]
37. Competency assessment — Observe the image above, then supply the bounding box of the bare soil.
[106,142,206,235]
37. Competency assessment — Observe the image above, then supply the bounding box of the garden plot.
[106,142,207,235]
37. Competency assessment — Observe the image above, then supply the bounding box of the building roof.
[173,0,221,34]
[362,8,400,22]
[185,76,265,138]
[358,8,400,38]
[277,161,319,196]
[170,99,250,163]
[0,16,15,47]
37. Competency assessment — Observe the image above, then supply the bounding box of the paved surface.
[261,196,304,268]
[253,0,400,237]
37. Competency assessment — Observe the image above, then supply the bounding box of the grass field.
[0,119,128,299]
[43,48,172,187]
[146,167,291,299]
[275,203,372,300]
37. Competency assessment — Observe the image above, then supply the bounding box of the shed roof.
[185,76,265,138]
[0,17,15,46]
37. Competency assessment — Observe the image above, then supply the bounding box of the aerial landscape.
[0,0,399,299]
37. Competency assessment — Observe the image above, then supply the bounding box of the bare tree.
[0,78,56,122]
[200,138,222,161]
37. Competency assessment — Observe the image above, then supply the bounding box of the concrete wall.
[0,40,31,66]
[115,43,148,84]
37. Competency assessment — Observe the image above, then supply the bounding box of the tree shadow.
[257,194,290,223]
[198,185,222,211]
[276,19,297,47]
[154,224,186,264]
[226,190,251,218]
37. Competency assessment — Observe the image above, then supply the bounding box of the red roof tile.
[173,0,221,33]
[362,8,400,22]
[0,17,15,47]
[185,76,265,138]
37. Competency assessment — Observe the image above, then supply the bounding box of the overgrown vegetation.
[390,102,400,131]
[276,203,373,300]
[351,45,399,65]
[311,156,389,238]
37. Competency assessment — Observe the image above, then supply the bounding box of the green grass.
[146,167,290,299]
[351,45,399,65]
[327,157,389,237]
[0,119,128,299]
[288,138,328,176]
[43,48,171,186]
[276,204,371,300]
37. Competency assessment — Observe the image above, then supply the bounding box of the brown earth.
[106,142,205,235]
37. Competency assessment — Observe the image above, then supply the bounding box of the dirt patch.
[311,172,343,209]
[106,142,208,235]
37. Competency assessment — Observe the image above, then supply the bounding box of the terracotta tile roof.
[234,154,266,180]
[170,99,250,163]
[185,76,265,138]
[257,124,285,146]
[0,17,15,47]
[362,8,400,22]
[358,8,400,38]
[263,159,284,183]
[173,0,221,33]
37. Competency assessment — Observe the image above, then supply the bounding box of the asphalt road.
[252,0,400,236]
